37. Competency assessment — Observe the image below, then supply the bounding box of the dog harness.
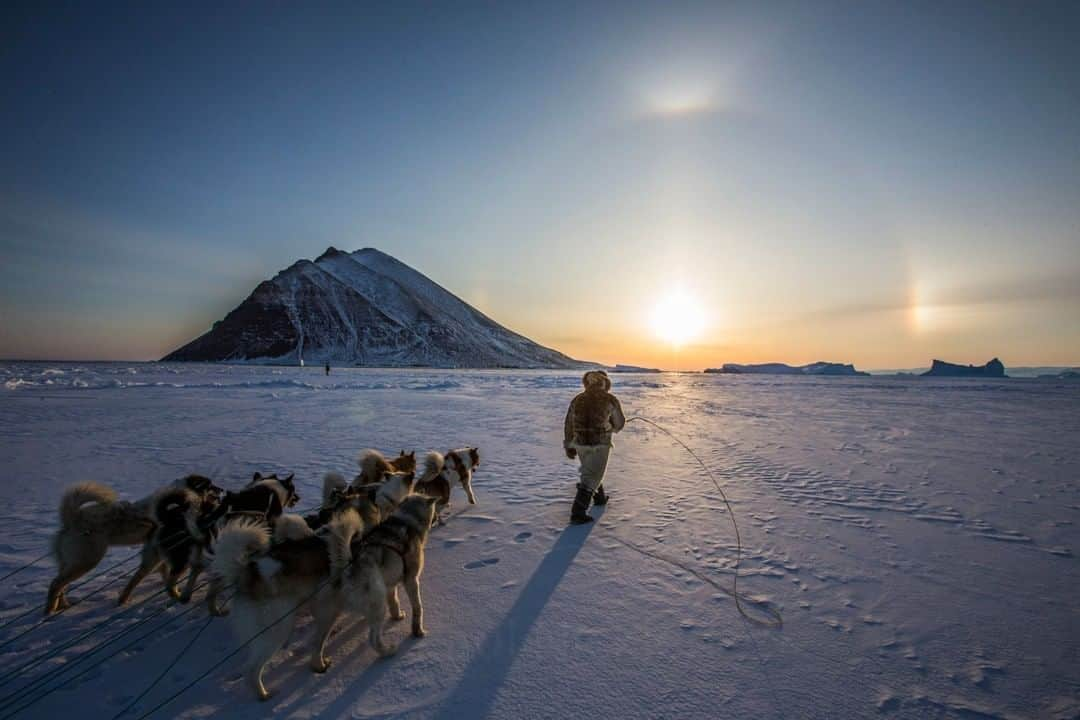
[230,492,278,520]
[355,516,416,575]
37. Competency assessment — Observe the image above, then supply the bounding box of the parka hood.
[582,370,611,392]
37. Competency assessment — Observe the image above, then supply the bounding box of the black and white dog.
[205,473,300,525]
[118,481,224,606]
[195,472,300,615]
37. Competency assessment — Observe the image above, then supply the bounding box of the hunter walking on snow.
[564,370,626,524]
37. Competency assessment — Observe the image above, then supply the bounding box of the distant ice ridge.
[921,358,1006,378]
[610,364,662,373]
[1,364,94,390]
[705,361,869,376]
[162,247,588,369]
[0,363,693,399]
[0,363,474,392]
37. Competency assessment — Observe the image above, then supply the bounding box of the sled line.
[0,573,199,690]
[0,552,52,585]
[111,590,228,720]
[0,581,214,720]
[624,415,782,629]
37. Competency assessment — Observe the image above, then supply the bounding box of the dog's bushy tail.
[58,482,116,529]
[421,451,444,482]
[322,472,347,508]
[211,519,271,591]
[356,451,390,483]
[357,449,386,472]
[326,508,364,581]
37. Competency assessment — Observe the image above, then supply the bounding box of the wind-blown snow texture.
[2,362,1079,719]
[163,247,585,368]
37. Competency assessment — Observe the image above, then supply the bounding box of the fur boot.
[592,484,609,506]
[570,485,594,525]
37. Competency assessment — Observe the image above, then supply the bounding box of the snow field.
[0,363,1077,719]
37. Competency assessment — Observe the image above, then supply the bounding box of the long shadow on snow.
[269,633,422,719]
[431,517,599,720]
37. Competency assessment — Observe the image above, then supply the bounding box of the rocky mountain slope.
[163,247,586,368]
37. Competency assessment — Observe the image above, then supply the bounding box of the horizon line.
[2,357,1077,373]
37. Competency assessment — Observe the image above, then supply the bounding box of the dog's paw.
[376,643,398,658]
[177,594,191,604]
[310,658,331,674]
[412,625,427,638]
[257,690,272,702]
[391,611,406,622]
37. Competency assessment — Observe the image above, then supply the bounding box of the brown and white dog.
[354,449,416,487]
[414,448,480,523]
[45,475,222,615]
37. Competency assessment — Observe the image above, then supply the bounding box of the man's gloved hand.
[565,447,577,460]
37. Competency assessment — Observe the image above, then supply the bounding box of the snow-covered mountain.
[163,247,587,368]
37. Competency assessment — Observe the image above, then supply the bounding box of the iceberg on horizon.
[704,362,869,376]
[609,364,662,373]
[921,358,1006,378]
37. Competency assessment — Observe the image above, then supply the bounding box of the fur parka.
[564,371,625,448]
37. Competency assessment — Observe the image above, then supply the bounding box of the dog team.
[44,446,480,700]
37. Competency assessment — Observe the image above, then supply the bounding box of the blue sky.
[2,1,1078,368]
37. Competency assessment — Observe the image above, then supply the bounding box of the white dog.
[309,494,439,670]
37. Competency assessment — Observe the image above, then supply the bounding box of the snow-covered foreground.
[1,362,1078,719]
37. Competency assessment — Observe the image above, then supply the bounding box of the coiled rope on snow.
[623,415,782,629]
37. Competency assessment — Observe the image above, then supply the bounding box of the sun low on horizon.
[648,291,707,349]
